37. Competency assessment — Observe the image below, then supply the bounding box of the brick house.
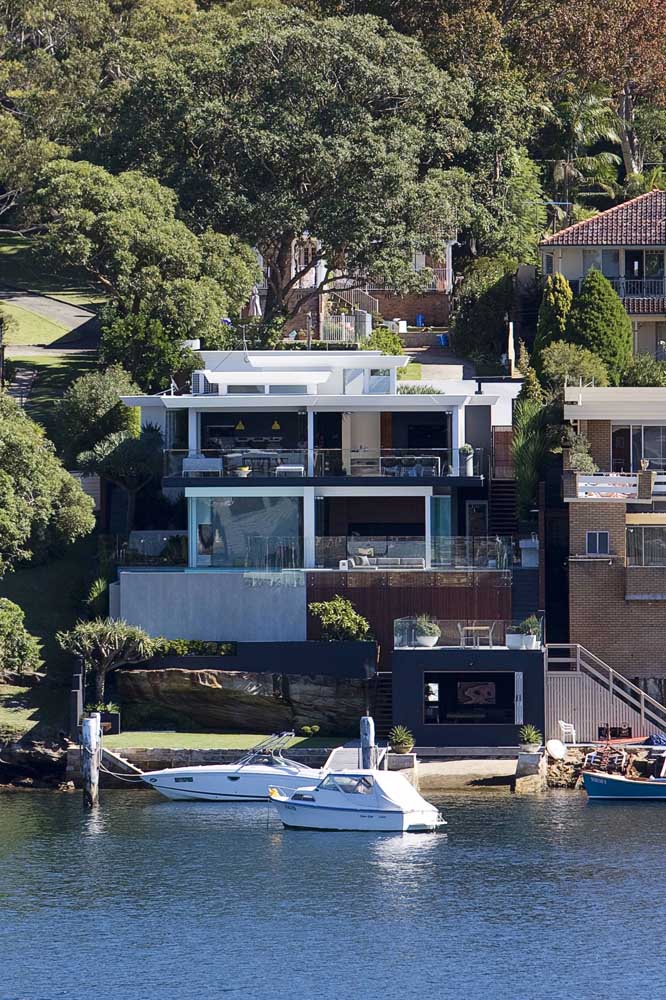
[254,239,455,340]
[540,191,666,359]
[563,385,666,695]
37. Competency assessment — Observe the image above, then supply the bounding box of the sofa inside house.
[338,555,426,570]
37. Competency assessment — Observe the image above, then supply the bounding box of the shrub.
[450,255,517,358]
[388,724,414,749]
[398,383,442,394]
[622,353,666,387]
[415,615,441,637]
[366,327,403,356]
[562,430,598,473]
[518,366,544,403]
[99,310,199,394]
[532,274,572,371]
[0,598,41,674]
[540,340,608,394]
[518,615,542,636]
[566,270,632,384]
[518,724,542,746]
[512,397,555,519]
[308,595,370,641]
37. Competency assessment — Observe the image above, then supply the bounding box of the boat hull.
[583,770,666,800]
[273,800,444,832]
[143,767,321,802]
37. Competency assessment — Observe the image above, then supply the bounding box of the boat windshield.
[319,775,374,795]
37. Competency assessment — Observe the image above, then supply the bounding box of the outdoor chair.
[558,720,577,744]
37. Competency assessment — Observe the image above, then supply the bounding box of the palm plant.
[512,397,555,521]
[546,91,622,208]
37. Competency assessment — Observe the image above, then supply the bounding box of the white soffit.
[202,370,331,385]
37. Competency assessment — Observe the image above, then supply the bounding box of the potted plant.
[388,724,414,754]
[505,625,524,650]
[459,442,474,476]
[518,614,542,649]
[236,466,251,478]
[415,614,441,647]
[519,724,543,753]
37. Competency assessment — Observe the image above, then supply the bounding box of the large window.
[582,249,620,279]
[627,525,666,566]
[424,672,519,725]
[194,496,303,569]
[612,424,666,472]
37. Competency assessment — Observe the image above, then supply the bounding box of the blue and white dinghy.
[583,770,666,800]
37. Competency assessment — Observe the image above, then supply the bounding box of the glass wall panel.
[430,495,452,566]
[643,427,666,470]
[194,496,303,569]
[646,252,665,279]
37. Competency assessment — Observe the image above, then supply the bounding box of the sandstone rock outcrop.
[116,668,367,734]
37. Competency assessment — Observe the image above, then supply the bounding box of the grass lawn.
[0,235,106,310]
[105,732,342,750]
[398,362,422,380]
[10,354,97,431]
[0,300,71,346]
[0,686,40,741]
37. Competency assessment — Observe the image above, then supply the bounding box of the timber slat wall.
[306,571,511,667]
[546,672,663,742]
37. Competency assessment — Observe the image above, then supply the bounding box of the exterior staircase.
[329,281,379,316]
[489,479,518,535]
[372,672,394,738]
[545,644,666,742]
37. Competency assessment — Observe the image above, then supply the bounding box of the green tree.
[365,328,404,356]
[308,595,370,641]
[518,366,543,403]
[0,598,41,675]
[540,340,609,395]
[451,255,516,358]
[99,312,198,394]
[622,353,666,387]
[57,618,154,702]
[105,9,470,324]
[78,426,163,532]
[532,274,573,372]
[33,160,258,337]
[566,270,632,385]
[511,396,554,521]
[53,365,141,465]
[0,394,95,575]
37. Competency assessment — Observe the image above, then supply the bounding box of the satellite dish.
[546,738,567,761]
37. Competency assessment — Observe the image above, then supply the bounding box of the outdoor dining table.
[458,622,496,648]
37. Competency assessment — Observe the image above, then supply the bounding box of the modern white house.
[112,350,522,650]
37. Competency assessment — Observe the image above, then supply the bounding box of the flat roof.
[564,386,666,421]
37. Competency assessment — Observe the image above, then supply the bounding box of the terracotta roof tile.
[540,191,666,247]
[625,297,666,315]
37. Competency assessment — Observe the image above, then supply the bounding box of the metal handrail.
[546,643,666,730]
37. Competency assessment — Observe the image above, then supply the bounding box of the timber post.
[82,713,101,809]
[360,714,375,770]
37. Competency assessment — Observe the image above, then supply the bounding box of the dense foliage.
[53,365,141,465]
[0,394,95,575]
[622,354,666,388]
[566,270,633,385]
[57,618,155,702]
[0,598,41,675]
[308,595,370,641]
[539,341,609,394]
[532,275,573,373]
[99,312,200,394]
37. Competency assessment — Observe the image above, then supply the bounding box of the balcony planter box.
[506,633,524,650]
[460,450,474,476]
[416,635,439,648]
[521,635,539,650]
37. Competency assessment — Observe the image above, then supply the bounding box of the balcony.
[314,535,518,571]
[565,471,666,500]
[394,616,544,650]
[569,277,666,298]
[163,447,484,480]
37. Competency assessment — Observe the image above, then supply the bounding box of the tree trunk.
[263,233,295,325]
[94,667,106,704]
[126,489,137,533]
[618,85,643,176]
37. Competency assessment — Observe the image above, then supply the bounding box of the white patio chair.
[558,720,577,744]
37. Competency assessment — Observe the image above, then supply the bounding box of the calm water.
[1,789,665,1000]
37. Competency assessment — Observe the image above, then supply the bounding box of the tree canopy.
[0,394,95,575]
[53,365,141,466]
[566,270,633,385]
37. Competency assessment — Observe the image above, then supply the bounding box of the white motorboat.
[269,769,446,833]
[142,733,324,801]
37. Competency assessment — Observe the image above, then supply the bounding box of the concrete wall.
[118,569,307,641]
[391,647,544,747]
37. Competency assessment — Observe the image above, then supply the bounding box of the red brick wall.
[568,501,666,678]
[581,420,611,471]
[374,291,450,326]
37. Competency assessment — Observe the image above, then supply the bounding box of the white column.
[424,493,432,569]
[389,367,398,394]
[341,412,352,474]
[307,410,315,476]
[450,407,463,475]
[188,408,199,455]
[303,487,316,568]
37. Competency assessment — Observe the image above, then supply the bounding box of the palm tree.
[78,425,163,533]
[547,91,622,209]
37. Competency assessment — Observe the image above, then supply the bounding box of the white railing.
[546,643,666,734]
[321,314,361,343]
[368,267,451,293]
[572,472,666,499]
[610,277,666,298]
[329,279,379,315]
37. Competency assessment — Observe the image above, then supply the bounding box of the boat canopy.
[314,770,434,812]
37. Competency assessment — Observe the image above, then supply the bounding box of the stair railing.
[546,643,666,732]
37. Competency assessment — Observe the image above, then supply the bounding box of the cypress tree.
[566,269,632,385]
[532,274,572,372]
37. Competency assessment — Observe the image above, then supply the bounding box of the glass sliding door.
[194,496,303,569]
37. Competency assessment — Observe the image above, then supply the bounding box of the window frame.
[586,530,610,556]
